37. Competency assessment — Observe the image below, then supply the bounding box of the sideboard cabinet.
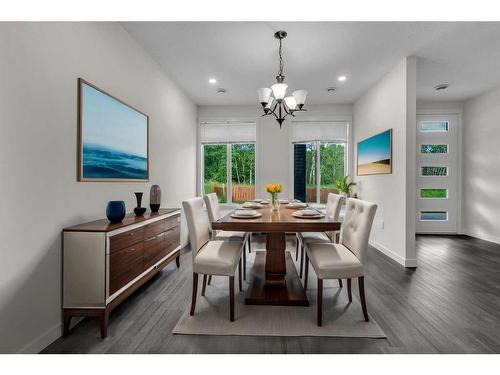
[62,208,181,338]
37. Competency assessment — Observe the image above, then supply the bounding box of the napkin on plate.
[298,209,318,216]
[235,209,257,216]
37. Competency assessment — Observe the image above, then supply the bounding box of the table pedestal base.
[245,251,309,306]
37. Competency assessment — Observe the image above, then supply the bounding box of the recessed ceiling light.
[217,88,227,94]
[209,78,217,84]
[337,75,347,82]
[434,83,449,91]
[327,87,337,93]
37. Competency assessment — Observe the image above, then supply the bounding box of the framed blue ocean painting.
[357,129,392,176]
[78,79,149,181]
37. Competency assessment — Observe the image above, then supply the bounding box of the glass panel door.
[231,144,255,203]
[319,142,345,203]
[305,143,317,203]
[416,114,458,233]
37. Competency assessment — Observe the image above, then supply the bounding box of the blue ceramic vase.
[106,201,126,223]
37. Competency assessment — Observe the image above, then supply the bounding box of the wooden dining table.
[212,204,341,306]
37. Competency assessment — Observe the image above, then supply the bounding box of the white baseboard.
[463,229,500,245]
[369,240,417,268]
[18,322,61,354]
[17,316,86,353]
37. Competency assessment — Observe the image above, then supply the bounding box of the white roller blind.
[291,121,348,142]
[200,121,256,143]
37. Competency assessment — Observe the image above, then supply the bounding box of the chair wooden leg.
[299,244,305,278]
[295,235,299,261]
[207,275,212,285]
[317,278,323,326]
[248,234,252,253]
[238,257,243,292]
[347,278,352,302]
[175,255,180,268]
[304,252,310,290]
[190,273,199,316]
[229,276,235,321]
[201,274,207,296]
[243,245,247,280]
[358,276,369,321]
[338,279,343,288]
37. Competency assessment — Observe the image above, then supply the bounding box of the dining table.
[212,203,341,306]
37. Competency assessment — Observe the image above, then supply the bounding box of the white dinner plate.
[251,198,263,203]
[230,211,262,219]
[241,202,263,209]
[292,210,324,219]
[286,202,308,209]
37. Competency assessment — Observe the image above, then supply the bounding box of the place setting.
[240,201,264,209]
[251,198,269,205]
[292,208,325,219]
[230,209,262,219]
[285,201,308,209]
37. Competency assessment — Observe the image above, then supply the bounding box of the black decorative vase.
[150,185,161,213]
[134,192,146,216]
[106,201,126,223]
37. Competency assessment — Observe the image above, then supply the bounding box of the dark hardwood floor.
[43,235,500,353]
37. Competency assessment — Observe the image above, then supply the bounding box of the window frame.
[419,188,449,199]
[419,143,450,155]
[419,121,450,133]
[420,211,449,222]
[420,166,449,177]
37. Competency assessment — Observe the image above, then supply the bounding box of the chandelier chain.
[278,37,284,77]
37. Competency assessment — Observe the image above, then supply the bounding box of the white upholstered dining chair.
[297,193,344,281]
[204,193,250,281]
[303,198,377,326]
[183,197,245,322]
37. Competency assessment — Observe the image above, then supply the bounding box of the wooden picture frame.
[77,78,149,182]
[356,128,393,176]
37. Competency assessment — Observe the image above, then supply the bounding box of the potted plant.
[335,176,356,198]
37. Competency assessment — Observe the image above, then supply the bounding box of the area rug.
[173,252,386,338]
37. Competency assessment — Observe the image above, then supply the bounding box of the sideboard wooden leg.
[99,310,109,339]
[62,310,72,337]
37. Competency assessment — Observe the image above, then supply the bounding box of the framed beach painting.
[78,78,149,181]
[357,129,392,176]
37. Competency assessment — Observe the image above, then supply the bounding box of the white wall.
[462,88,500,243]
[353,57,417,267]
[0,23,197,353]
[197,104,353,199]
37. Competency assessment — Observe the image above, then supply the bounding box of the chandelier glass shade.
[257,30,307,127]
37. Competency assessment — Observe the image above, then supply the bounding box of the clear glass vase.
[270,192,280,211]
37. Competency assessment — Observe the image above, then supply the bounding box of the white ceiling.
[121,22,500,106]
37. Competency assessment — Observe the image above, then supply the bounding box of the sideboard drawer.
[164,225,181,252]
[109,227,144,254]
[143,219,166,239]
[165,214,180,231]
[109,242,145,294]
[143,232,168,269]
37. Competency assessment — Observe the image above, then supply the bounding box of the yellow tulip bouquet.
[266,183,283,211]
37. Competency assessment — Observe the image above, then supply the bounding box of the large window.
[291,121,349,204]
[203,144,228,203]
[200,122,256,204]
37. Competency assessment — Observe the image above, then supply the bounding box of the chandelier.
[257,30,307,127]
